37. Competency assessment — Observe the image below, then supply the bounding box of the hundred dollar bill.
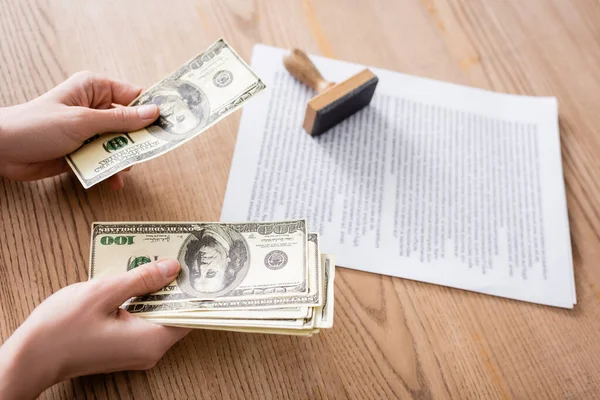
[123,232,322,313]
[142,253,335,336]
[136,234,323,316]
[146,254,335,331]
[67,38,265,188]
[147,316,309,329]
[153,254,334,323]
[155,324,317,337]
[315,254,335,328]
[155,307,311,320]
[89,220,313,309]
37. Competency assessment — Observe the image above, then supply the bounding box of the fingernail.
[137,104,158,119]
[157,259,180,277]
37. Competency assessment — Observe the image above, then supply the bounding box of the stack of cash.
[89,220,334,336]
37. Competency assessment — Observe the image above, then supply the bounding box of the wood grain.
[1,0,600,398]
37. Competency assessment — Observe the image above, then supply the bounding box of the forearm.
[0,328,58,400]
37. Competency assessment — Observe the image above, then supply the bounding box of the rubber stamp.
[283,48,379,136]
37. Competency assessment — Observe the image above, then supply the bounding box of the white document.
[221,44,575,309]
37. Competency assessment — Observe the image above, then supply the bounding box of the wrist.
[0,323,61,399]
[0,105,9,138]
[0,106,13,176]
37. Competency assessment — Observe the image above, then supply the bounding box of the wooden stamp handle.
[283,48,334,93]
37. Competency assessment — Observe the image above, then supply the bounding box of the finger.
[137,322,192,356]
[45,72,144,108]
[107,173,124,191]
[80,104,160,135]
[98,259,181,311]
[70,72,144,107]
[153,325,192,347]
[118,313,192,367]
[106,78,144,106]
[118,309,193,341]
[125,314,192,344]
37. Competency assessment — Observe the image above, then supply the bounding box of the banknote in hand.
[67,38,265,188]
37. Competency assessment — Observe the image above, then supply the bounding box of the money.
[67,38,266,188]
[145,253,335,336]
[88,220,335,336]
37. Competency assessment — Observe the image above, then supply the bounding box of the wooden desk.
[1,0,599,398]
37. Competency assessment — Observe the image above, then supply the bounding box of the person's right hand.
[0,259,191,400]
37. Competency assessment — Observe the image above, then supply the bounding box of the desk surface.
[1,0,600,398]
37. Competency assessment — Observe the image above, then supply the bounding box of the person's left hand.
[0,71,160,190]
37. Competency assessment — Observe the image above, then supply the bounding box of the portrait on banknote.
[176,224,250,299]
[132,80,209,141]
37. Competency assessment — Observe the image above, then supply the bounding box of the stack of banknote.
[89,220,335,336]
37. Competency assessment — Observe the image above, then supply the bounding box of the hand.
[0,71,160,190]
[0,259,191,400]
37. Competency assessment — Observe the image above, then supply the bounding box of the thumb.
[82,104,160,135]
[100,259,181,310]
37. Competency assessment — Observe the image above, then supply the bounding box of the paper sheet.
[221,44,575,309]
